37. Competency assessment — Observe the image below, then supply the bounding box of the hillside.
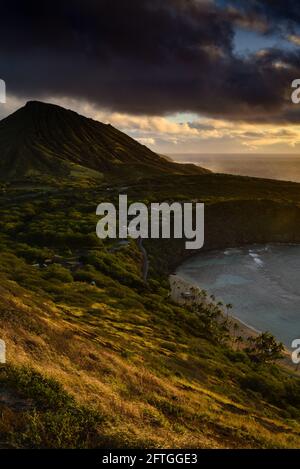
[1,102,300,448]
[0,101,208,182]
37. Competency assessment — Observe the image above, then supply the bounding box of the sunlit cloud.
[287,34,300,46]
[0,94,24,119]
[136,137,156,146]
[2,94,300,154]
[29,96,300,153]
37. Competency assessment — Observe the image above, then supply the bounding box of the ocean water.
[176,245,300,347]
[169,153,300,183]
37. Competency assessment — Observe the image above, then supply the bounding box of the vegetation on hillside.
[1,102,300,448]
[1,177,300,449]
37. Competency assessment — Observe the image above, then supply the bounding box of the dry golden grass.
[1,274,300,449]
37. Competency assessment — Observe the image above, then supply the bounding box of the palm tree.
[232,322,239,347]
[235,335,244,350]
[225,303,233,320]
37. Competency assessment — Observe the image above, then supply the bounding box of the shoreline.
[169,273,259,342]
[168,241,300,279]
[169,273,298,373]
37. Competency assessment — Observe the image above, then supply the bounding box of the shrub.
[245,332,284,364]
[0,366,105,448]
[42,264,73,283]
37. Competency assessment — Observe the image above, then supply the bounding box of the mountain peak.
[23,100,63,112]
[0,101,209,180]
[25,100,45,106]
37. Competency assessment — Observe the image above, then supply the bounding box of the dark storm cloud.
[229,0,300,34]
[0,0,300,121]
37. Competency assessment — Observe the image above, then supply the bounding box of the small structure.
[0,339,6,364]
[181,291,193,300]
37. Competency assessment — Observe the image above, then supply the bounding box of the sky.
[1,0,300,154]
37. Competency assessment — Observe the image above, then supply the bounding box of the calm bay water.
[176,245,300,347]
[169,154,300,183]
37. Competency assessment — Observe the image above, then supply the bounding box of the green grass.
[0,365,106,449]
[1,102,300,447]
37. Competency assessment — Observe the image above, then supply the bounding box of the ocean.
[169,153,300,183]
[176,244,300,347]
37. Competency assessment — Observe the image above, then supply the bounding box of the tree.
[245,332,284,364]
[235,335,244,351]
[225,303,233,320]
[232,322,239,347]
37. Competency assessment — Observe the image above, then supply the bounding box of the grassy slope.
[1,175,300,448]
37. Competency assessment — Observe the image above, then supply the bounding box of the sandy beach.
[169,273,298,373]
[169,274,258,340]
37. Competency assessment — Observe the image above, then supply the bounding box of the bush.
[1,365,73,410]
[238,370,300,410]
[16,244,54,263]
[0,366,105,448]
[245,332,284,364]
[42,264,73,283]
[18,407,102,448]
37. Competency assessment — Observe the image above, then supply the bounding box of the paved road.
[137,237,148,282]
